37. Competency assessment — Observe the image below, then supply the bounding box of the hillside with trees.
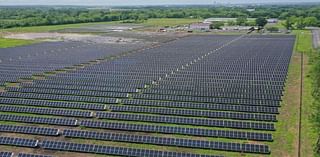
[0,5,320,29]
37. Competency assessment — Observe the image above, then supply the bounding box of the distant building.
[222,26,253,31]
[203,18,256,24]
[189,23,211,30]
[246,8,256,12]
[267,18,279,23]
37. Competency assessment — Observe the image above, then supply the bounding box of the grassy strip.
[295,30,318,157]
[269,47,301,157]
[1,18,199,33]
[294,30,314,53]
[268,30,316,157]
[0,18,198,48]
[143,18,202,27]
[1,21,119,33]
[0,38,39,48]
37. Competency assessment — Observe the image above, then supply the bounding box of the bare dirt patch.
[4,32,143,44]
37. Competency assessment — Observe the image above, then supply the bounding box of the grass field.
[262,29,317,157]
[0,18,201,48]
[1,18,200,33]
[271,29,317,157]
[1,21,119,33]
[143,18,202,27]
[0,38,38,48]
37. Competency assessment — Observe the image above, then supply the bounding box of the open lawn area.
[0,18,201,48]
[0,38,38,48]
[143,18,202,27]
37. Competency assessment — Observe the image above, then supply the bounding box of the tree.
[255,17,268,28]
[227,20,236,26]
[266,27,279,32]
[296,16,306,29]
[283,16,295,30]
[236,16,247,26]
[210,22,224,29]
[304,17,319,27]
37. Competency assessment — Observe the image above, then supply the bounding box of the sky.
[0,0,319,6]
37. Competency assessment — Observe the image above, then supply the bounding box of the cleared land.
[0,18,199,48]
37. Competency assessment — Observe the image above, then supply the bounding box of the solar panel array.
[0,41,144,85]
[0,35,295,156]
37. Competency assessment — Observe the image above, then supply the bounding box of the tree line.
[0,5,320,29]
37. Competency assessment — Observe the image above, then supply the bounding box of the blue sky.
[0,0,319,5]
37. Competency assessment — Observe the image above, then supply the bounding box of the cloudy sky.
[0,0,319,5]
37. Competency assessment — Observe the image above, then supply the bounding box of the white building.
[189,23,211,30]
[267,18,279,23]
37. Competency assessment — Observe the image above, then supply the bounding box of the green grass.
[0,38,38,48]
[293,30,314,53]
[0,18,199,48]
[1,21,119,33]
[296,29,319,157]
[143,18,202,27]
[266,20,285,29]
[268,29,316,157]
[1,18,199,33]
[269,49,301,157]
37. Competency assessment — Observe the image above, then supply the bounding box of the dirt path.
[312,29,320,49]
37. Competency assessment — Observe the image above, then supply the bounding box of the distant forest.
[0,5,320,29]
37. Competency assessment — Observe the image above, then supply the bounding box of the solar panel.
[96,112,275,130]
[79,120,272,141]
[18,153,53,157]
[0,152,13,157]
[6,87,128,98]
[63,129,270,153]
[41,140,224,157]
[0,105,93,117]
[0,114,78,126]
[0,136,38,148]
[0,124,59,136]
[0,92,117,104]
[0,98,108,110]
[121,99,279,114]
[109,105,277,122]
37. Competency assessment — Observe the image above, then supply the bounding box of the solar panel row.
[0,114,77,126]
[80,120,273,141]
[0,136,38,148]
[0,97,108,110]
[41,140,223,157]
[0,105,93,117]
[109,105,277,121]
[0,92,116,104]
[96,112,275,130]
[19,83,138,93]
[142,89,281,100]
[29,79,146,88]
[121,99,279,114]
[132,94,281,106]
[63,129,270,153]
[0,152,13,157]
[0,124,59,136]
[6,87,128,98]
[18,153,53,157]
[0,136,223,157]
